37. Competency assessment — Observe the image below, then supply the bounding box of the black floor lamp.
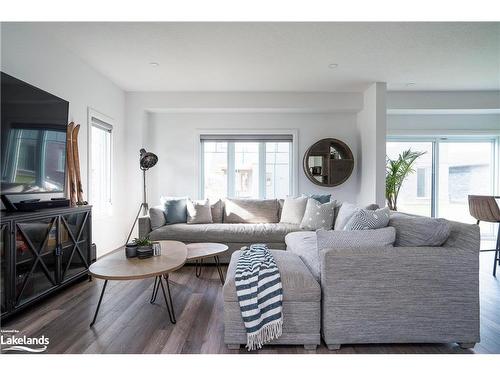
[125,148,158,244]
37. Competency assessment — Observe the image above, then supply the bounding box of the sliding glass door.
[386,142,434,217]
[387,137,498,237]
[437,140,496,236]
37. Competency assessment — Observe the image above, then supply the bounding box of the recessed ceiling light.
[406,82,416,87]
[149,62,160,67]
[328,63,338,69]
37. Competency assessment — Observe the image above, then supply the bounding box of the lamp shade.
[139,148,158,170]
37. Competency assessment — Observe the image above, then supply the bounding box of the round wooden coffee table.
[186,243,228,284]
[88,240,187,327]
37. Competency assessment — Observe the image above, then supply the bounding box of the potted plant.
[133,236,153,259]
[386,149,426,211]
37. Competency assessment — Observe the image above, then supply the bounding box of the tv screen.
[1,72,69,194]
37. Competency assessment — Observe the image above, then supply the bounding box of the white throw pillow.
[300,199,337,230]
[187,199,213,224]
[334,202,360,230]
[280,196,308,224]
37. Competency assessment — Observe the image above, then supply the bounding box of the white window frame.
[87,107,114,216]
[196,129,299,199]
[387,134,499,220]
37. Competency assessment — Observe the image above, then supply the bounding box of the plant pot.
[125,243,138,258]
[137,245,153,259]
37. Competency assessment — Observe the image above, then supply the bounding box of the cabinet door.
[59,211,90,283]
[14,217,58,307]
[1,223,10,314]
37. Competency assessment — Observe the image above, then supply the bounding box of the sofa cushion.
[280,196,308,225]
[285,231,319,281]
[334,202,359,230]
[344,207,390,230]
[148,222,302,243]
[149,205,166,230]
[389,212,451,247]
[223,198,279,223]
[211,199,224,223]
[300,199,336,230]
[162,197,188,224]
[187,199,213,224]
[223,250,321,303]
[316,227,396,253]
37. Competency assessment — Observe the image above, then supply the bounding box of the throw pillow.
[149,205,166,230]
[187,199,213,224]
[316,226,396,252]
[333,202,360,230]
[162,197,188,224]
[301,193,331,204]
[389,213,451,247]
[280,196,308,224]
[210,199,224,223]
[344,207,390,230]
[300,199,337,230]
[224,198,279,223]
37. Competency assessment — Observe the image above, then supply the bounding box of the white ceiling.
[27,22,500,92]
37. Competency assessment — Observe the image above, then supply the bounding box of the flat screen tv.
[1,72,69,195]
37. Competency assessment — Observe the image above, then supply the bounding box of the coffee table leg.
[195,259,203,278]
[158,274,176,324]
[214,256,225,285]
[150,276,160,304]
[90,280,108,327]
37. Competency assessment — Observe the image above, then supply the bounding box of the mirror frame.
[303,138,354,187]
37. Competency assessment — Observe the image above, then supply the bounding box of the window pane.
[386,142,433,217]
[91,126,111,214]
[265,142,290,199]
[203,142,227,200]
[438,141,495,236]
[234,142,259,198]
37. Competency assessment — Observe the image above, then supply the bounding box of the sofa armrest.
[138,216,152,238]
[319,245,480,344]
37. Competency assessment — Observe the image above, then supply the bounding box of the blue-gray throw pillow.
[344,207,390,230]
[163,198,187,224]
[301,193,331,204]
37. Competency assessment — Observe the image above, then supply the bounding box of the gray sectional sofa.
[140,197,480,350]
[285,213,480,350]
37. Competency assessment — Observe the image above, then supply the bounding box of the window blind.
[91,116,113,132]
[200,134,292,142]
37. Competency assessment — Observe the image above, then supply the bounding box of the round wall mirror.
[303,138,354,187]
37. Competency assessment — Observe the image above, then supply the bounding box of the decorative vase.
[137,245,154,259]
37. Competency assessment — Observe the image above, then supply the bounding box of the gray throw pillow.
[300,199,337,230]
[280,196,308,224]
[149,205,166,230]
[389,213,451,247]
[334,202,360,230]
[211,199,224,223]
[187,199,213,224]
[316,226,396,252]
[301,194,331,204]
[344,207,390,230]
[161,197,188,224]
[224,198,279,223]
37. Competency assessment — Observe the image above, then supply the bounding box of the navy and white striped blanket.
[235,244,283,351]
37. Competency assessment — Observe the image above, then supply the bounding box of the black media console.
[0,205,93,319]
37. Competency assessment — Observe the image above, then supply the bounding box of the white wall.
[124,91,367,212]
[1,23,128,256]
[356,83,387,207]
[146,112,360,205]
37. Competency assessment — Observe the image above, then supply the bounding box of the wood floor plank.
[2,253,499,354]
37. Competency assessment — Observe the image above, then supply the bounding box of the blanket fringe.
[246,319,283,351]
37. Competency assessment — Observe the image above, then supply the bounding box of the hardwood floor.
[2,252,499,354]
